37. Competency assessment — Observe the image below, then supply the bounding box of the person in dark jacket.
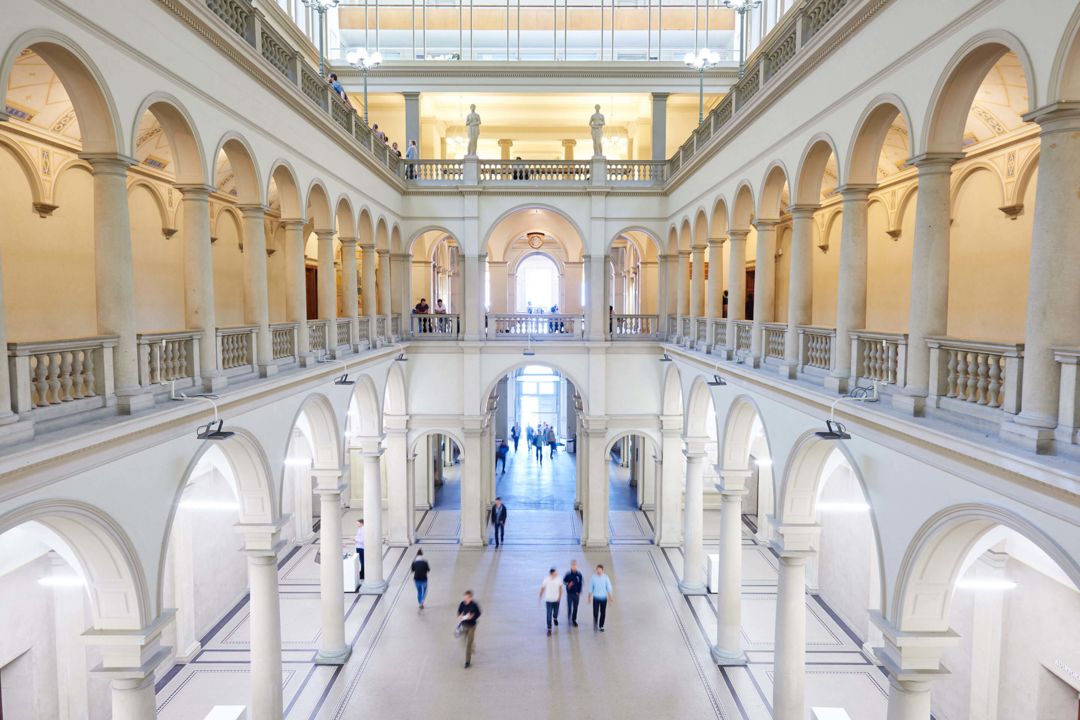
[411,549,431,609]
[563,560,584,627]
[490,497,508,547]
[457,590,482,668]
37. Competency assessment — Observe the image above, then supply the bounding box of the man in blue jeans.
[411,549,430,610]
[588,564,614,631]
[538,567,563,636]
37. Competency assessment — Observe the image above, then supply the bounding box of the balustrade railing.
[696,320,708,345]
[1054,347,1080,445]
[376,317,387,339]
[712,319,728,350]
[270,322,298,363]
[667,315,678,341]
[336,319,352,349]
[357,317,370,345]
[927,337,1024,416]
[217,326,257,375]
[681,317,692,340]
[138,331,200,389]
[850,330,907,387]
[411,313,460,338]
[405,160,464,183]
[763,323,786,362]
[391,316,401,338]
[797,326,834,374]
[479,160,591,182]
[8,336,115,416]
[734,320,753,355]
[606,161,667,185]
[307,320,328,353]
[487,313,584,339]
[609,314,658,339]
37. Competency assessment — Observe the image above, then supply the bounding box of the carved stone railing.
[1054,347,1080,446]
[486,313,584,339]
[217,325,258,375]
[271,322,298,363]
[391,315,401,338]
[850,330,907,387]
[138,331,200,390]
[376,316,387,339]
[606,161,667,185]
[609,314,658,339]
[734,320,753,355]
[712,319,728,350]
[411,313,460,338]
[681,317,692,340]
[404,160,464,183]
[357,317,370,345]
[696,319,708,345]
[667,315,678,341]
[927,337,1024,417]
[8,336,116,417]
[307,319,328,354]
[763,322,786,362]
[479,160,591,183]
[797,325,834,374]
[336,319,352,349]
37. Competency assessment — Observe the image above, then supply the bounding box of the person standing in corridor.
[563,560,584,627]
[538,567,563,636]
[490,497,508,548]
[588,564,614,631]
[411,549,430,610]
[354,519,365,581]
[457,590,481,668]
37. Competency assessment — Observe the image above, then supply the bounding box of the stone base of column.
[415,502,432,511]
[641,502,655,511]
[778,361,798,380]
[202,373,228,394]
[824,373,850,394]
[314,646,353,665]
[359,579,388,595]
[999,420,1056,455]
[0,419,35,447]
[891,392,926,416]
[461,540,486,549]
[747,354,763,369]
[678,580,708,596]
[710,645,748,666]
[116,388,155,415]
[583,539,609,549]
[258,362,279,379]
[387,540,410,549]
[695,340,708,352]
[299,351,319,368]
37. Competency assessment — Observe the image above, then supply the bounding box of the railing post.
[927,342,947,405]
[1001,353,1024,415]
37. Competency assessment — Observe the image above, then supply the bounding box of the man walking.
[490,497,508,548]
[354,519,365,581]
[495,439,509,474]
[588,564,614,631]
[411,549,430,610]
[511,422,521,452]
[538,567,563,636]
[563,560,584,627]
[457,590,481,668]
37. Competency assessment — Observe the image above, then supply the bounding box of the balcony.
[403,158,667,188]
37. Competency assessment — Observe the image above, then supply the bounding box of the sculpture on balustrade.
[589,104,605,157]
[466,104,481,156]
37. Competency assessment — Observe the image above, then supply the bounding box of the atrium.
[0,0,1078,718]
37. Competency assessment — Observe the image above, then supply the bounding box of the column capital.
[715,467,753,494]
[581,415,608,434]
[235,517,289,555]
[690,243,707,254]
[752,218,779,231]
[727,228,750,241]
[769,522,820,556]
[786,204,819,219]
[78,152,137,174]
[497,138,514,148]
[311,465,346,493]
[651,91,671,101]
[236,203,269,218]
[351,435,385,455]
[707,236,727,247]
[174,183,216,199]
[678,249,691,258]
[659,414,683,433]
[279,217,306,230]
[359,241,376,251]
[837,183,877,200]
[908,152,964,171]
[1022,100,1080,128]
[870,611,958,680]
[402,91,421,100]
[561,139,577,148]
[314,228,337,239]
[83,611,175,679]
[338,235,358,246]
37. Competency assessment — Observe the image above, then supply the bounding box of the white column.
[340,238,359,350]
[656,423,684,546]
[379,250,393,338]
[86,614,172,720]
[1005,105,1080,450]
[238,204,275,376]
[782,206,817,378]
[749,219,778,365]
[725,230,748,352]
[828,186,874,392]
[413,439,430,510]
[247,549,284,718]
[886,677,934,720]
[360,445,388,593]
[895,155,959,413]
[83,154,147,410]
[461,254,484,341]
[651,92,669,162]
[498,138,513,160]
[675,250,690,338]
[361,243,378,345]
[282,220,312,359]
[679,444,707,594]
[385,425,412,546]
[109,677,158,720]
[317,229,338,329]
[587,254,607,341]
[575,418,587,512]
[640,441,656,510]
[461,425,485,546]
[689,243,706,346]
[177,184,222,389]
[584,422,609,547]
[705,237,725,349]
[314,468,350,665]
[873,614,955,720]
[50,554,90,718]
[562,138,577,161]
[772,552,808,720]
[712,469,751,664]
[404,91,421,151]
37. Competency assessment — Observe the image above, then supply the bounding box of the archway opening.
[515,253,561,313]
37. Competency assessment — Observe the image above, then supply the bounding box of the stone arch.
[892,504,1080,632]
[288,393,343,471]
[793,133,841,205]
[692,208,709,246]
[408,225,460,255]
[127,178,173,230]
[0,133,46,207]
[719,394,771,470]
[508,248,565,276]
[213,132,262,205]
[480,359,589,415]
[480,203,587,258]
[661,363,684,416]
[390,223,402,254]
[0,30,123,154]
[1008,147,1039,210]
[0,500,150,629]
[758,161,790,220]
[382,361,407,416]
[358,207,373,246]
[922,31,1037,154]
[409,427,466,456]
[666,225,679,255]
[346,373,383,440]
[335,195,356,238]
[678,217,692,253]
[711,195,730,236]
[845,94,916,186]
[732,181,756,229]
[375,217,389,252]
[131,92,207,185]
[213,204,243,248]
[1050,5,1080,102]
[602,428,662,457]
[306,180,333,231]
[949,160,1007,210]
[607,226,661,260]
[267,160,302,220]
[684,375,716,440]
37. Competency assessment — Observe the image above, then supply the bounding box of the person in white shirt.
[538,567,564,635]
[354,519,365,580]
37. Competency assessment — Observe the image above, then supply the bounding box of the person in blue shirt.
[587,564,614,631]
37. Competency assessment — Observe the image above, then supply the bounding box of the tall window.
[516,254,560,312]
[516,365,563,432]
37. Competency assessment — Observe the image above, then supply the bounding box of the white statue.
[589,104,605,157]
[465,104,481,156]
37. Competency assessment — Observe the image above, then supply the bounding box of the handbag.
[453,622,464,639]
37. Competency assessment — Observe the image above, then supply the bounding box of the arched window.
[515,254,561,312]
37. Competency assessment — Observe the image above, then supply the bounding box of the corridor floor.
[154,447,889,719]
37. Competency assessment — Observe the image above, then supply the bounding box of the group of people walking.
[525,422,559,463]
[538,560,614,635]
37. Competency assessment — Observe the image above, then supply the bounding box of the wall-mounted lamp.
[660,353,673,362]
[395,352,408,362]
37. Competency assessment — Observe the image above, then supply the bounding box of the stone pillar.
[392,252,411,338]
[85,613,172,720]
[1003,105,1080,451]
[749,219,777,365]
[656,421,684,547]
[771,526,817,720]
[689,244,706,346]
[583,420,609,547]
[675,250,690,338]
[361,243,378,344]
[385,423,412,546]
[247,550,284,718]
[461,424,485,546]
[679,443,708,594]
[895,154,960,414]
[885,677,935,720]
[238,204,275,376]
[651,92,669,162]
[828,186,874,392]
[339,238,360,350]
[705,236,725,349]
[498,139,513,160]
[412,440,429,510]
[360,444,388,593]
[282,220,312,359]
[461,254,484,341]
[640,440,656,510]
[586,254,607,341]
[313,467,350,665]
[575,417,587,512]
[379,251,393,338]
[177,184,222,390]
[404,91,421,152]
[562,139,576,161]
[872,613,955,720]
[712,468,751,664]
[782,206,817,378]
[83,154,149,411]
[316,229,338,331]
[725,230,748,352]
[487,260,508,313]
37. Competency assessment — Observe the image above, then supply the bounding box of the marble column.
[656,424,684,546]
[282,220,311,359]
[247,548,284,718]
[705,237,725,350]
[725,230,748,352]
[712,469,751,664]
[651,92,669,162]
[313,468,350,664]
[586,254,607,341]
[783,206,817,378]
[238,204,275,376]
[676,250,690,339]
[386,426,412,545]
[562,139,576,161]
[360,446,388,593]
[84,154,148,410]
[828,186,874,392]
[316,230,338,345]
[873,613,954,720]
[379,250,393,338]
[498,139,513,160]
[689,244,706,346]
[461,426,485,546]
[1005,105,1080,450]
[177,184,222,389]
[896,154,960,413]
[885,677,934,720]
[773,552,808,720]
[461,254,484,341]
[86,613,172,720]
[339,237,359,350]
[109,677,158,720]
[679,444,708,594]
[749,219,778,365]
[584,423,609,547]
[403,91,420,151]
[361,243,378,345]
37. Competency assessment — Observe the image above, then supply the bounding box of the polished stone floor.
[154,446,889,719]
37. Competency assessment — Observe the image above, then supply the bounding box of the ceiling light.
[178,500,240,512]
[815,419,851,440]
[707,372,727,386]
[395,352,408,362]
[197,418,235,441]
[956,578,1017,591]
[38,575,85,588]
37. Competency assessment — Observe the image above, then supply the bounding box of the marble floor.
[154,447,889,719]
